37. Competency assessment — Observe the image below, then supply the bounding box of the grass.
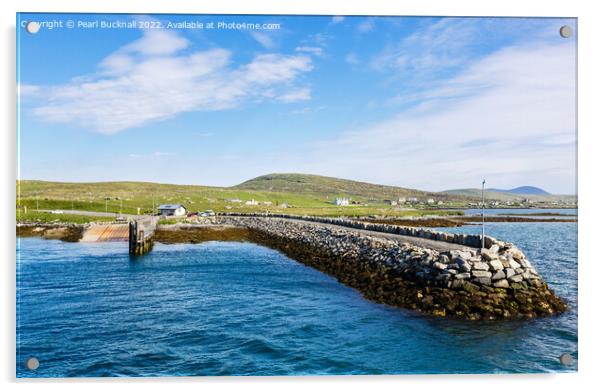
[16,178,468,218]
[16,210,115,224]
[158,219,179,225]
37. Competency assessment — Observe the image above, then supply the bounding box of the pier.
[128,216,157,255]
[79,214,157,255]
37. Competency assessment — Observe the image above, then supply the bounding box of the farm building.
[334,198,350,206]
[158,204,187,216]
[245,199,259,206]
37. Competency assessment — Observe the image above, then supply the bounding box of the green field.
[16,173,574,224]
[16,210,115,224]
[16,173,469,222]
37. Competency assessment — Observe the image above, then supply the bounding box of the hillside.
[17,174,576,221]
[234,173,454,200]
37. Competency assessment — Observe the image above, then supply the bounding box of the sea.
[16,212,577,377]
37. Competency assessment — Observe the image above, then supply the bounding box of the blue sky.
[17,14,577,194]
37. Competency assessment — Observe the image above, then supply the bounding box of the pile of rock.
[219,216,567,320]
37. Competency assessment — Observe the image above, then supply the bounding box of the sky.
[17,14,577,194]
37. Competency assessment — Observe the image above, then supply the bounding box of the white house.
[158,204,187,216]
[334,198,350,206]
[245,199,259,206]
[427,198,435,204]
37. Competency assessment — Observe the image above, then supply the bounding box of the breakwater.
[217,216,567,320]
[220,213,497,248]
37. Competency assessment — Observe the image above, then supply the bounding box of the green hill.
[16,173,576,222]
[234,173,453,200]
[16,174,467,219]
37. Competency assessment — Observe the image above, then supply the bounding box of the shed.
[158,204,187,216]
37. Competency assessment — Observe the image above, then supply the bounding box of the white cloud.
[295,46,323,56]
[18,84,41,97]
[206,40,576,193]
[345,52,359,65]
[124,29,189,56]
[304,41,576,193]
[192,131,214,137]
[371,18,477,73]
[129,151,176,159]
[250,31,275,48]
[25,29,313,134]
[332,16,345,24]
[277,87,311,103]
[357,18,375,33]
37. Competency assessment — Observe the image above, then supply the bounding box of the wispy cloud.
[277,87,311,103]
[18,84,41,97]
[345,52,359,65]
[129,151,176,159]
[295,46,324,56]
[250,31,275,48]
[25,29,313,134]
[207,39,575,193]
[192,131,214,137]
[357,18,375,33]
[306,40,576,192]
[331,16,345,24]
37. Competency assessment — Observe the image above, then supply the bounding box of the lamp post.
[481,179,486,250]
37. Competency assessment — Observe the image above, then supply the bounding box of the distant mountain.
[443,187,575,203]
[488,186,550,196]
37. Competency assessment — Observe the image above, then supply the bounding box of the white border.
[2,1,600,390]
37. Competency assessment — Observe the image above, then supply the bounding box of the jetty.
[71,213,567,319]
[79,215,157,255]
[128,216,157,255]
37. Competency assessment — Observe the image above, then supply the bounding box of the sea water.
[16,222,577,377]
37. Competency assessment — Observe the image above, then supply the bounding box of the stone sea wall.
[218,216,567,320]
[219,213,498,248]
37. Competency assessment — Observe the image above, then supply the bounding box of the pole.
[481,179,486,250]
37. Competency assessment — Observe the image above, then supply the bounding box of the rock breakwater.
[219,216,567,320]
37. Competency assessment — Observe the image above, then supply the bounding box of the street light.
[481,179,486,250]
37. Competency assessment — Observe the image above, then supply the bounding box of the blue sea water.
[16,222,577,377]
